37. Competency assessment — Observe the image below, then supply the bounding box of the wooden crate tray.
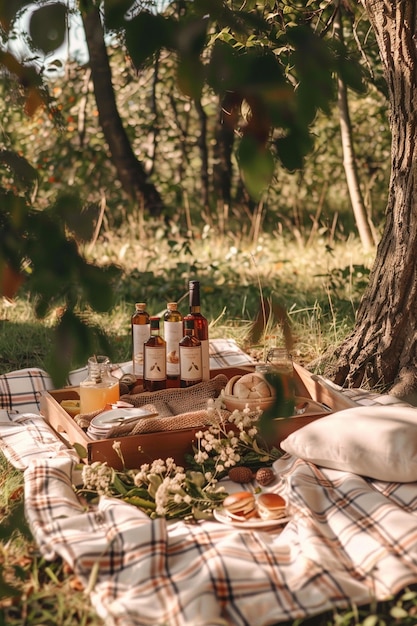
[40,364,354,470]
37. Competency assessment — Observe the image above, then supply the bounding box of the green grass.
[0,227,373,375]
[1,226,393,625]
[0,454,104,625]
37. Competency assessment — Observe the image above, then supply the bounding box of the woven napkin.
[77,374,229,438]
[106,407,231,438]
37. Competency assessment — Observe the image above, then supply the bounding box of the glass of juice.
[79,355,120,414]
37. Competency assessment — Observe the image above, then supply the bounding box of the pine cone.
[228,466,253,484]
[255,467,275,486]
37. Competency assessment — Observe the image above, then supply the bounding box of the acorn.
[228,466,253,484]
[255,467,275,486]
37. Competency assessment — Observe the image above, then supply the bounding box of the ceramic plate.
[213,508,291,530]
[91,407,158,428]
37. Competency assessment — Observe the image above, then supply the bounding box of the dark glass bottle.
[179,319,202,388]
[183,280,209,380]
[131,302,150,378]
[163,302,183,382]
[143,317,167,391]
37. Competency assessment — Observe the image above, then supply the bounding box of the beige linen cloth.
[77,375,230,438]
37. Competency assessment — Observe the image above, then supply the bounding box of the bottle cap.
[189,281,200,306]
[135,302,147,310]
[150,316,160,328]
[167,302,177,309]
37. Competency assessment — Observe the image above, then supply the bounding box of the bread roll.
[222,492,257,519]
[257,493,287,520]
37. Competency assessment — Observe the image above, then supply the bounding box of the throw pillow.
[280,405,417,482]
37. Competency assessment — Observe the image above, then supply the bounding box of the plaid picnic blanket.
[10,445,417,626]
[2,357,417,625]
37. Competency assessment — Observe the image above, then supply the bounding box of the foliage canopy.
[0,0,389,383]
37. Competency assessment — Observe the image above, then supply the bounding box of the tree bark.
[194,98,210,208]
[212,94,235,211]
[80,3,164,216]
[330,0,417,391]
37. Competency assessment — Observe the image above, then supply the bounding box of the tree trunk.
[212,96,235,212]
[330,0,417,392]
[194,98,210,209]
[335,4,376,252]
[80,3,164,216]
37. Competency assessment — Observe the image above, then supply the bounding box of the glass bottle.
[131,302,150,378]
[183,280,210,380]
[179,318,202,388]
[163,302,183,383]
[79,355,120,414]
[143,317,167,391]
[266,347,295,415]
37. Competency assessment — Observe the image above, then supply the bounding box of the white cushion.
[280,405,417,482]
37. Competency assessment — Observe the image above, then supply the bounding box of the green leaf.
[175,16,208,57]
[103,0,134,30]
[338,56,367,94]
[257,372,295,441]
[186,471,205,488]
[389,606,408,619]
[252,439,263,455]
[29,3,68,55]
[288,25,336,117]
[0,500,32,541]
[177,56,204,100]
[0,150,38,189]
[124,496,156,510]
[46,310,112,387]
[275,130,314,172]
[125,487,150,500]
[237,136,274,200]
[73,443,87,459]
[192,507,213,520]
[53,194,97,242]
[148,474,163,498]
[124,13,174,68]
[362,616,380,626]
[111,472,128,496]
[80,263,120,312]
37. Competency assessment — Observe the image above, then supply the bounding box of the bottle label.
[132,323,150,375]
[180,345,202,382]
[144,346,166,381]
[200,338,210,381]
[164,321,182,376]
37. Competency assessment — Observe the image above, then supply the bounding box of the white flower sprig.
[77,401,281,521]
[189,400,281,480]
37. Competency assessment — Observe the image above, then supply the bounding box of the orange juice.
[79,380,120,414]
[79,355,120,414]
